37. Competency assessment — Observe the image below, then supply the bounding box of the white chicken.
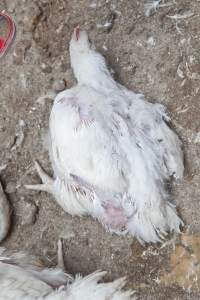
[0,240,134,300]
[0,180,10,242]
[26,27,184,244]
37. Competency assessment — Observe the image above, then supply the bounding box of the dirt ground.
[0,0,200,299]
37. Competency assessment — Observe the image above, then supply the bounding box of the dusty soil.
[0,0,200,298]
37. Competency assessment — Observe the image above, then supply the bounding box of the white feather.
[144,0,161,16]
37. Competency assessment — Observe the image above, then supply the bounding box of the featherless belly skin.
[26,27,184,244]
[0,240,135,300]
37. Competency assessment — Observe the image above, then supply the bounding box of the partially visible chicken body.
[0,180,10,242]
[0,241,134,300]
[26,28,184,244]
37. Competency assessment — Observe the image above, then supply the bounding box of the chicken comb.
[0,11,16,58]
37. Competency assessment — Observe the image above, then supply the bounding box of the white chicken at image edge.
[0,181,10,242]
[0,240,135,300]
[26,26,184,244]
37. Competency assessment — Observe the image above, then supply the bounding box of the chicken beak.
[74,25,80,41]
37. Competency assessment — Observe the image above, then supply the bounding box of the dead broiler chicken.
[26,27,184,244]
[0,240,135,300]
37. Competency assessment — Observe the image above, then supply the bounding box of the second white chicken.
[0,241,134,300]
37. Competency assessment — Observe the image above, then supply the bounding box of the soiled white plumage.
[0,243,134,300]
[26,28,184,243]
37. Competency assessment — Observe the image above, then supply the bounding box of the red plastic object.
[0,37,5,49]
[0,11,16,58]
